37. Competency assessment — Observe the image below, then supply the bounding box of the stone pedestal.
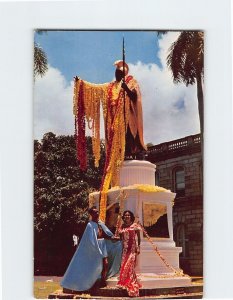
[136,239,181,274]
[119,160,156,186]
[89,160,192,288]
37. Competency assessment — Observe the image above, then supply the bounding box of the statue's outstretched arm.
[74,75,109,88]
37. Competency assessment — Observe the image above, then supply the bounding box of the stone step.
[48,284,203,299]
[107,274,192,289]
[48,290,203,299]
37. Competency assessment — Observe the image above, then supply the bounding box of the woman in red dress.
[116,210,142,297]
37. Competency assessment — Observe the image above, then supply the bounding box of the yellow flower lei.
[108,184,170,193]
[73,80,108,168]
[99,84,127,221]
[73,77,132,222]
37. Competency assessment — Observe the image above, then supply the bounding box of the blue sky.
[34,30,200,144]
[35,30,162,83]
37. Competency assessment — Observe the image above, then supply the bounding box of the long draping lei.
[74,79,108,170]
[73,76,133,222]
[75,80,87,170]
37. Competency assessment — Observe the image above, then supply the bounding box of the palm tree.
[167,31,204,138]
[34,42,48,78]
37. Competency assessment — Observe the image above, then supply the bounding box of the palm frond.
[167,31,204,86]
[34,42,48,78]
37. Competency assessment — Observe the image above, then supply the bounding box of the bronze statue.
[74,60,146,163]
[73,59,147,211]
[113,61,146,159]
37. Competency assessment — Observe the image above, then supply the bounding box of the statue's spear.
[122,37,127,133]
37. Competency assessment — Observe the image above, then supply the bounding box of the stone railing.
[147,134,201,157]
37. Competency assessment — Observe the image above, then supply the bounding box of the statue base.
[89,160,192,288]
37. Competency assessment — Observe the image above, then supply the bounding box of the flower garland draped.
[108,184,169,193]
[99,76,135,221]
[73,78,108,171]
[73,76,133,221]
[75,80,86,171]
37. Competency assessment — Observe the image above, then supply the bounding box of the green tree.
[167,31,204,138]
[34,133,105,275]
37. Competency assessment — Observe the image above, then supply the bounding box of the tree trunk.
[196,74,204,168]
[196,75,204,139]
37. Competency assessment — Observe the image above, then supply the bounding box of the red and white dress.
[116,223,142,297]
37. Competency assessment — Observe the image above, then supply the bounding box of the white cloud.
[129,32,200,144]
[34,66,74,140]
[34,32,200,144]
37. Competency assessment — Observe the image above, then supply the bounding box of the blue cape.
[60,220,122,291]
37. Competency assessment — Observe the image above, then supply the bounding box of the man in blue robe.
[60,207,122,292]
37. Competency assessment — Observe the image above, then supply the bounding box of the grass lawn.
[34,281,61,299]
[34,277,203,299]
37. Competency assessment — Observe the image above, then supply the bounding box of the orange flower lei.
[73,79,108,169]
[99,77,133,221]
[73,76,133,222]
[75,80,87,171]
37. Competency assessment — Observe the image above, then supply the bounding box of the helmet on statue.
[114,60,129,76]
